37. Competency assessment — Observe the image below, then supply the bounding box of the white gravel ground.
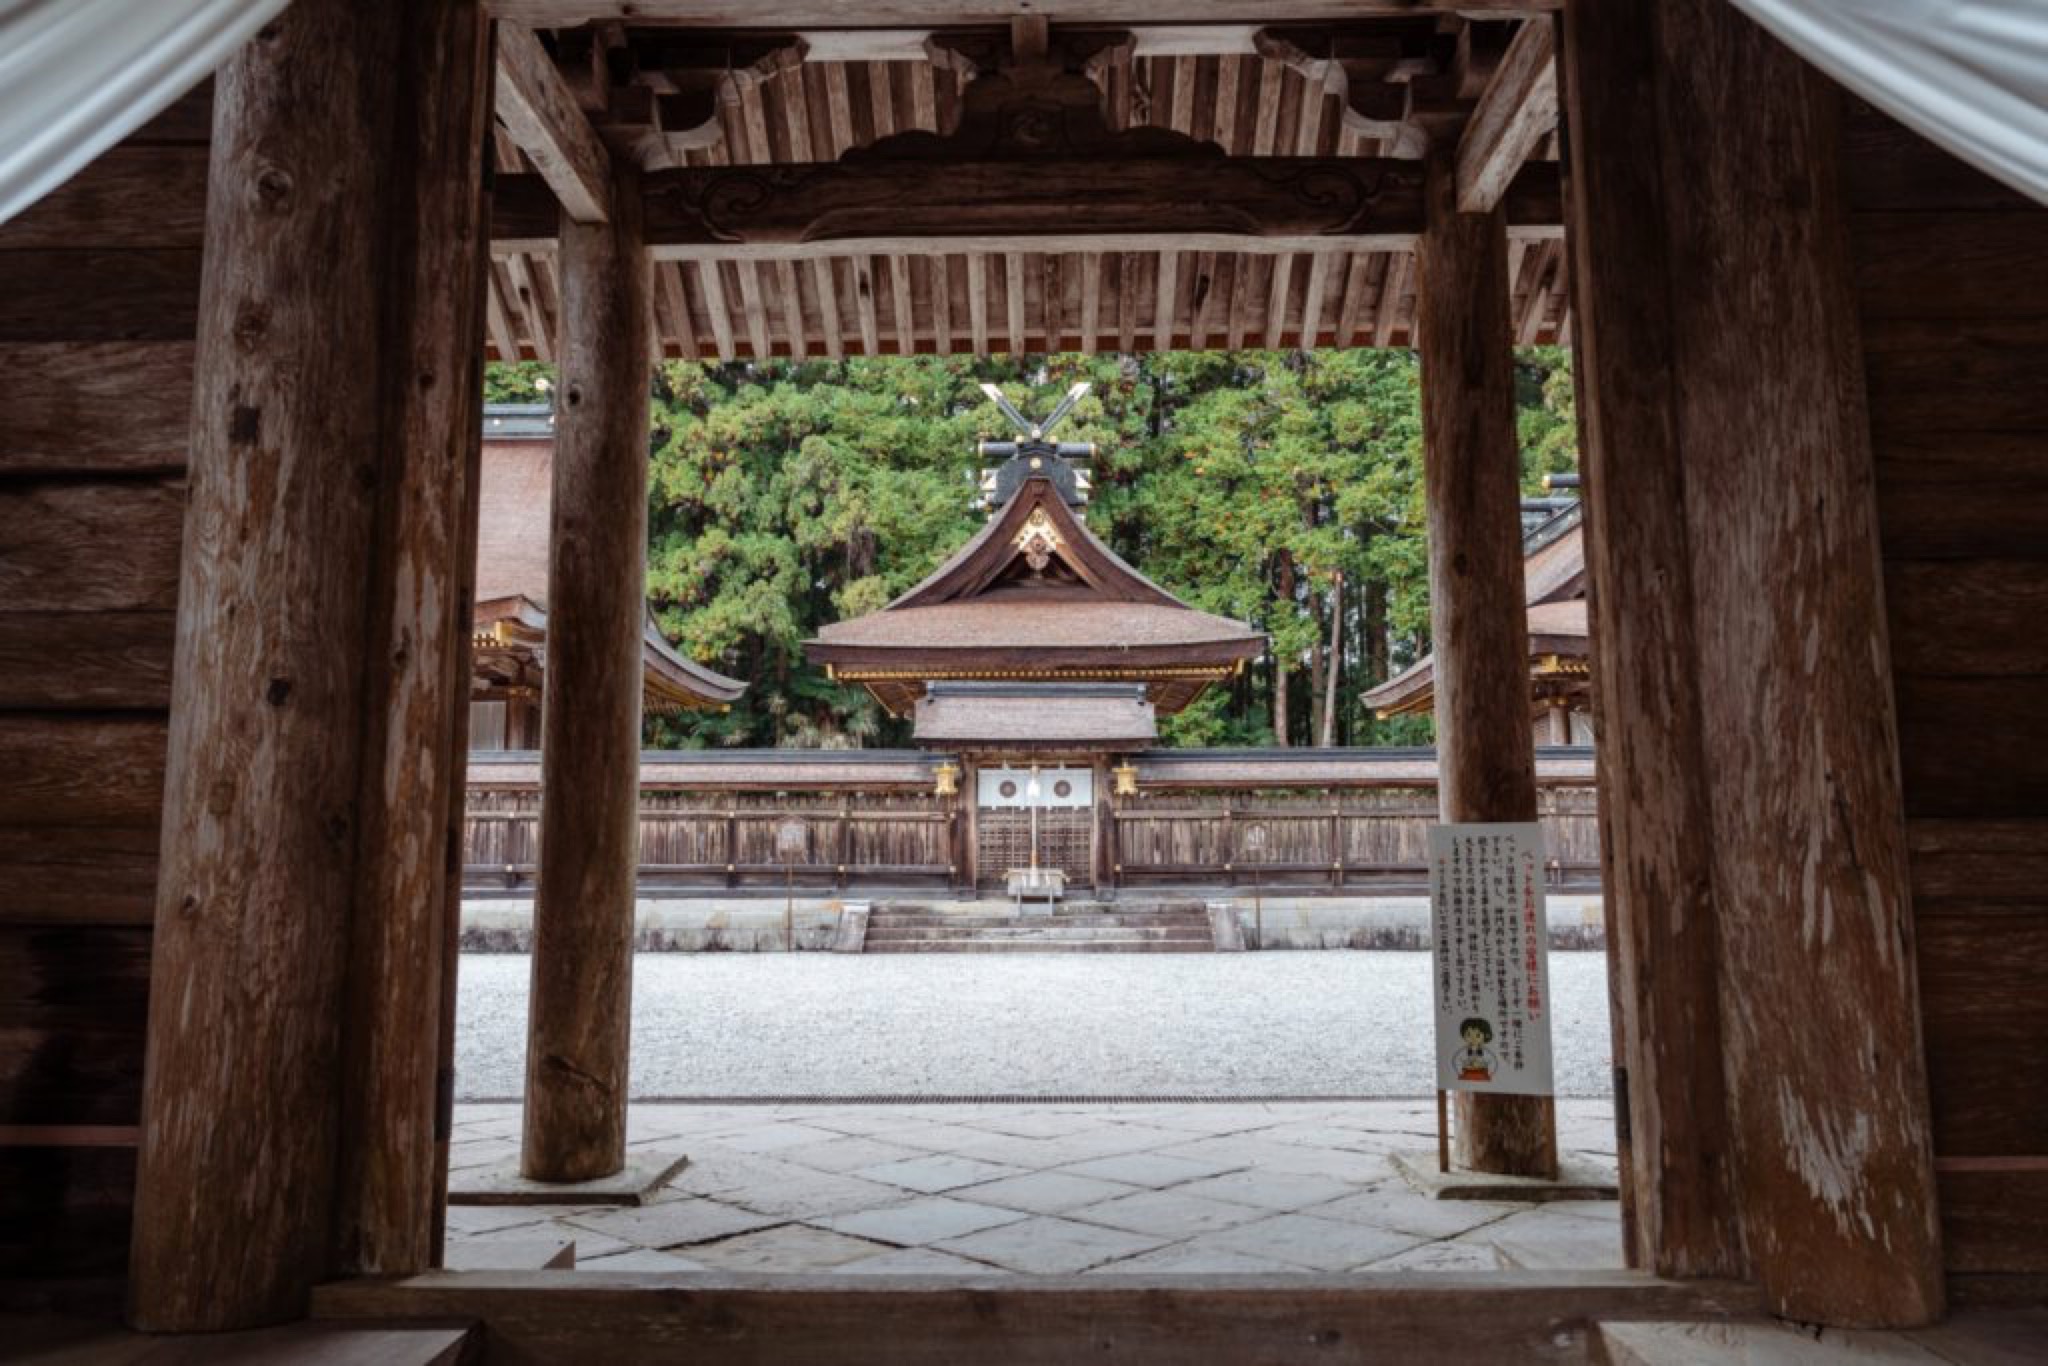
[459,952,1614,1101]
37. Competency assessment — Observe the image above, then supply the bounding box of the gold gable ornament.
[1013,506,1064,575]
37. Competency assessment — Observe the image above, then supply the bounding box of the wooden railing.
[462,747,1603,896]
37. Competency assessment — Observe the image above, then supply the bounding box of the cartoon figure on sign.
[1453,1017,1497,1083]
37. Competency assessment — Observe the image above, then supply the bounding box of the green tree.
[481,343,1577,750]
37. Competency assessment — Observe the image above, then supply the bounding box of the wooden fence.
[463,748,1602,896]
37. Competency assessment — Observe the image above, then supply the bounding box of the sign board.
[774,818,809,859]
[977,766,1093,809]
[1428,822,1554,1097]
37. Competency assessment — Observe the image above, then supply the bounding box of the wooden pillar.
[522,166,651,1184]
[332,4,493,1277]
[1562,0,1943,1327]
[130,0,491,1330]
[1415,148,1559,1179]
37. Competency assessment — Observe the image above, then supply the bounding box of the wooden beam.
[1042,253,1064,350]
[693,259,736,360]
[130,0,492,1329]
[736,259,772,356]
[928,254,953,352]
[315,1268,1759,1365]
[1005,253,1025,354]
[1334,251,1373,346]
[1265,253,1294,347]
[495,24,611,224]
[1373,251,1410,345]
[523,166,651,1185]
[852,255,881,354]
[1558,0,1737,1281]
[967,250,990,357]
[333,0,493,1281]
[1562,0,1944,1328]
[497,158,1565,258]
[1415,148,1557,1180]
[1299,250,1334,347]
[1154,248,1179,347]
[657,261,702,358]
[887,252,917,353]
[772,258,805,354]
[809,258,843,359]
[1080,251,1103,353]
[1117,251,1140,352]
[1457,20,1557,214]
[499,1,1560,22]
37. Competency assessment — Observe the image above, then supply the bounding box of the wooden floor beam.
[1415,147,1558,1180]
[522,166,651,1185]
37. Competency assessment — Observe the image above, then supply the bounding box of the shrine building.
[807,389,1264,891]
[1364,491,1592,746]
[470,402,743,748]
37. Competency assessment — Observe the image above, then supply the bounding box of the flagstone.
[856,1153,1028,1194]
[686,1224,898,1273]
[1315,1187,1523,1240]
[933,1216,1168,1274]
[1200,1212,1421,1272]
[771,1134,930,1175]
[1056,1151,1243,1189]
[952,1170,1143,1216]
[1065,1188,1271,1240]
[817,1196,1028,1246]
[1173,1167,1362,1213]
[565,1196,780,1249]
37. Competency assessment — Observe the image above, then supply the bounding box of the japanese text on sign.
[1428,822,1554,1097]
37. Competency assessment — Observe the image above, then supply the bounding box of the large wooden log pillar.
[130,0,491,1330]
[1415,148,1559,1179]
[1562,0,1944,1327]
[521,167,651,1183]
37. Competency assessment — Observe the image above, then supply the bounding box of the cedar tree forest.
[484,348,1578,749]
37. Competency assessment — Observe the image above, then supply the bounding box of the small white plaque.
[1429,822,1555,1097]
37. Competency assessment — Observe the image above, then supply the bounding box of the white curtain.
[0,0,289,226]
[1730,0,2048,205]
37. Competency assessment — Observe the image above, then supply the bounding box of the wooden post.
[1416,147,1558,1179]
[1562,0,1943,1326]
[522,165,651,1185]
[130,0,491,1329]
[332,3,493,1278]
[430,97,502,1269]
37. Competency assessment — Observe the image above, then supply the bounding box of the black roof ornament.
[977,381,1096,509]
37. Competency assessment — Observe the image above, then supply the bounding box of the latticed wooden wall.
[464,788,954,886]
[1113,785,1600,888]
[977,808,1093,885]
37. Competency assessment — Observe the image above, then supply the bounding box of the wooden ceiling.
[484,18,1569,363]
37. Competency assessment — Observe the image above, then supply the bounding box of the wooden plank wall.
[1844,101,2048,1277]
[0,88,209,1278]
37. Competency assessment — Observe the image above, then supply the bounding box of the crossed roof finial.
[979,381,1090,443]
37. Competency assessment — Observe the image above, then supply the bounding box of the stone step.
[865,924,1211,940]
[865,914,1209,931]
[860,946,1212,958]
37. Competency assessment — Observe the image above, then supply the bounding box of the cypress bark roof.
[1362,505,1588,718]
[806,475,1263,717]
[474,433,744,710]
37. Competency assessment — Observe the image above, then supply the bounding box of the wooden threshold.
[314,1269,1763,1365]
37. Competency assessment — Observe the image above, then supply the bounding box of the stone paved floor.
[445,1099,1623,1276]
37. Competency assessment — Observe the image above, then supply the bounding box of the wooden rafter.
[1457,19,1558,213]
[494,24,611,224]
